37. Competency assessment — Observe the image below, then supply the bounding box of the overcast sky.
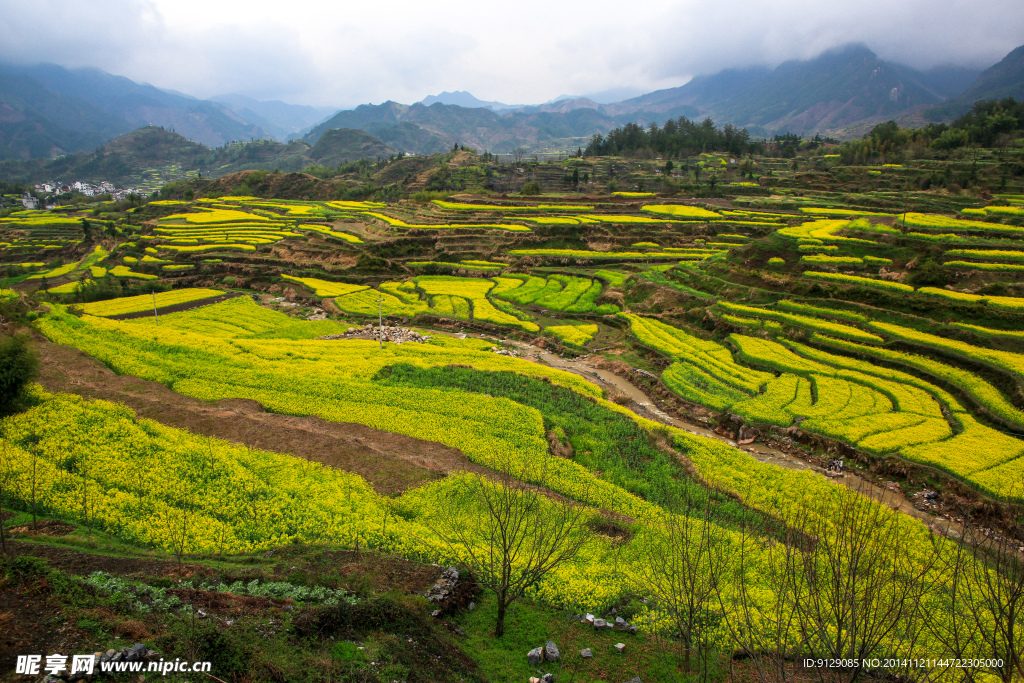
[1,0,1021,108]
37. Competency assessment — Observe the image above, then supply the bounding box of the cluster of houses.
[22,181,148,208]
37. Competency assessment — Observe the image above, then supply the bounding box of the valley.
[3,111,1024,682]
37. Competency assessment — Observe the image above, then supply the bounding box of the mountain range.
[0,63,337,160]
[0,42,1021,169]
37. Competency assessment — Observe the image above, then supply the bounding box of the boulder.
[541,675,556,683]
[614,616,629,631]
[424,566,477,615]
[582,613,595,625]
[593,618,607,630]
[614,643,626,653]
[527,647,544,666]
[125,644,147,662]
[544,641,560,663]
[580,648,594,659]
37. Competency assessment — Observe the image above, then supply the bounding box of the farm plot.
[545,323,599,346]
[79,288,225,316]
[714,301,882,343]
[333,276,539,331]
[902,212,1024,236]
[508,248,720,260]
[621,314,1024,496]
[493,274,618,314]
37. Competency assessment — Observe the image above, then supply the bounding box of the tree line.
[584,118,757,158]
[840,98,1024,164]
[433,455,1024,683]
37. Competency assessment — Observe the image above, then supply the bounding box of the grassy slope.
[0,512,665,683]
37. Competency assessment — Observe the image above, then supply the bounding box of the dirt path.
[34,338,493,496]
[501,342,955,534]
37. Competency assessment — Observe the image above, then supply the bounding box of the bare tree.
[163,504,192,571]
[719,515,802,683]
[427,461,591,637]
[512,147,527,165]
[0,441,15,554]
[27,435,39,531]
[635,492,727,679]
[928,521,984,682]
[787,485,937,683]
[952,513,1024,683]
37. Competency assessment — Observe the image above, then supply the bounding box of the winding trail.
[499,340,959,536]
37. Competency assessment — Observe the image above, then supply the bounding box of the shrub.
[0,334,39,415]
[411,191,449,202]
[907,259,950,288]
[520,181,541,196]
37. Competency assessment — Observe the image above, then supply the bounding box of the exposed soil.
[0,541,213,676]
[34,338,493,496]
[7,520,75,537]
[0,539,476,680]
[165,588,292,616]
[0,575,90,678]
[6,541,214,579]
[285,549,444,595]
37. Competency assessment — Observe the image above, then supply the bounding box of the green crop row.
[775,300,868,322]
[916,287,1024,311]
[545,323,598,347]
[942,261,1024,272]
[801,254,864,265]
[803,271,914,292]
[901,212,1024,235]
[813,333,1024,431]
[494,275,617,314]
[716,301,882,343]
[945,249,1024,263]
[80,288,225,316]
[282,275,368,298]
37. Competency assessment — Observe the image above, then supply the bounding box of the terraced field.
[5,141,1024,681]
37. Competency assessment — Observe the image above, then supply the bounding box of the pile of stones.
[319,324,431,344]
[42,643,162,681]
[581,612,638,635]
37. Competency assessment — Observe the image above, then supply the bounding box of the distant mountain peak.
[419,91,513,110]
[604,43,962,136]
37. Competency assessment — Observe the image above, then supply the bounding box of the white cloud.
[0,0,1021,107]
